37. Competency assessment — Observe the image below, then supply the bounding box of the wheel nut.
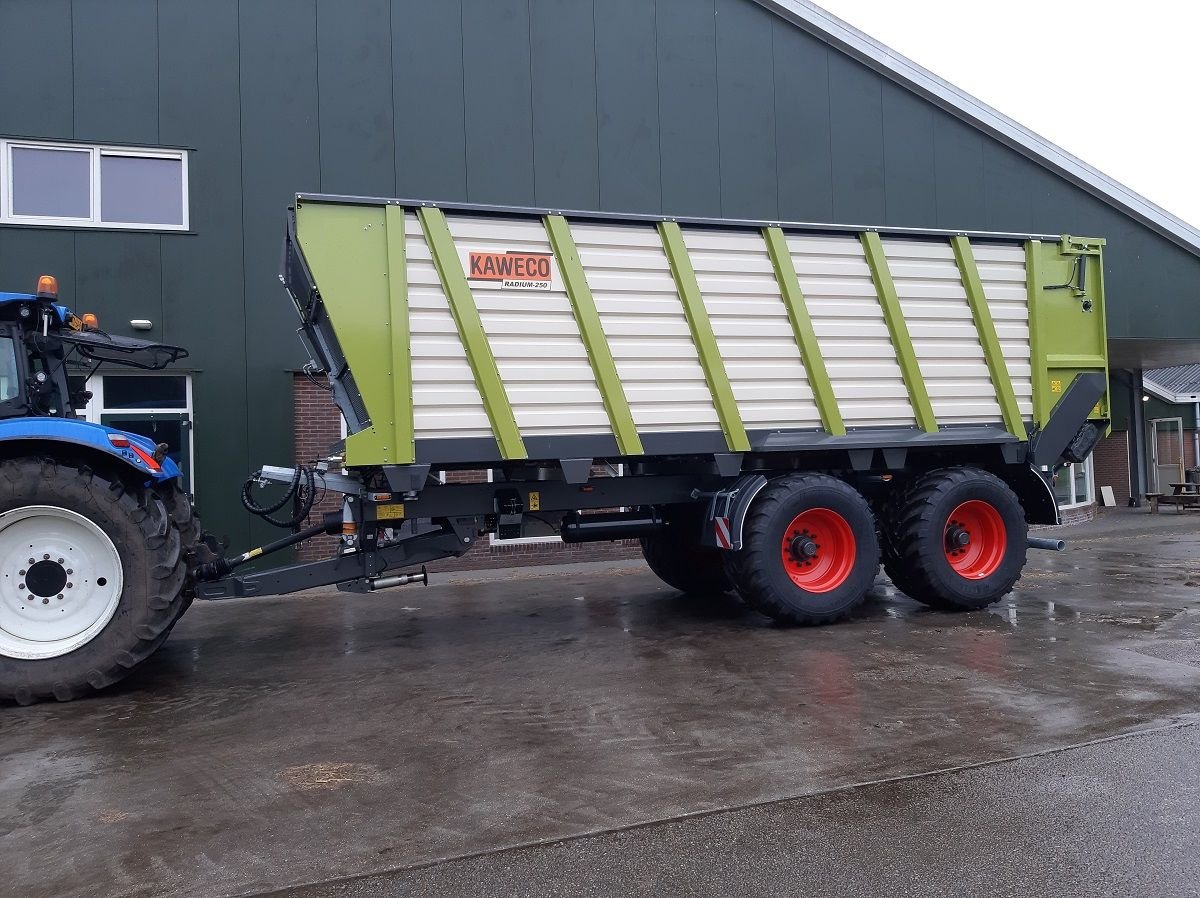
[57,558,64,564]
[41,598,48,605]
[66,582,73,589]
[18,569,25,576]
[17,583,24,590]
[27,558,34,565]
[42,554,49,560]
[57,594,63,600]
[66,569,73,575]
[27,594,34,601]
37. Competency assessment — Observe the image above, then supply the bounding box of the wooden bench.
[1146,491,1200,513]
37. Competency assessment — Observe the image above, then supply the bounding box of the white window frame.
[0,138,189,231]
[1055,455,1095,510]
[84,372,196,491]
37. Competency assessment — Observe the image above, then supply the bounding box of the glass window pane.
[103,375,187,410]
[1052,464,1073,505]
[10,147,91,218]
[0,338,20,402]
[100,154,184,226]
[1073,459,1092,503]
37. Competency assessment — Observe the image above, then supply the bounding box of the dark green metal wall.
[1,0,1198,542]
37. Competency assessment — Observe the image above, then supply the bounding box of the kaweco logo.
[467,250,553,290]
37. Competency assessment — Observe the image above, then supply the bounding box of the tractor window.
[0,340,19,402]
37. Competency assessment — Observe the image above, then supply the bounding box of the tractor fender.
[0,417,182,484]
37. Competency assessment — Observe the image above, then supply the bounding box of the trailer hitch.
[195,511,342,581]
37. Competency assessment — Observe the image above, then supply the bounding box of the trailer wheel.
[0,458,187,705]
[883,467,1027,611]
[725,474,879,625]
[640,506,732,595]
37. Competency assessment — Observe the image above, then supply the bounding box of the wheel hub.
[943,501,1007,579]
[945,524,971,551]
[790,535,819,560]
[779,508,856,594]
[0,506,123,660]
[25,559,68,598]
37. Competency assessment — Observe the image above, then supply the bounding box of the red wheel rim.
[780,508,856,593]
[944,500,1007,579]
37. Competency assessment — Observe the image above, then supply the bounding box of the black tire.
[0,457,188,705]
[640,506,732,595]
[883,466,1027,611]
[725,473,880,625]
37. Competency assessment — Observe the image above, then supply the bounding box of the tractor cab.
[0,275,187,421]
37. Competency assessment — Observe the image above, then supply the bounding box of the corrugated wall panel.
[573,222,721,432]
[785,234,915,427]
[444,214,611,438]
[974,244,1034,419]
[683,227,821,429]
[882,238,1004,425]
[404,212,493,440]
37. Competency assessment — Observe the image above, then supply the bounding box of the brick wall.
[1092,429,1131,506]
[1091,426,1200,507]
[292,375,641,569]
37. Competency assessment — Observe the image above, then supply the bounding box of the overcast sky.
[813,0,1200,228]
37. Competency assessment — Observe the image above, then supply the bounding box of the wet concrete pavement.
[4,507,1200,897]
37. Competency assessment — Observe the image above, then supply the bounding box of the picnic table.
[1146,482,1200,513]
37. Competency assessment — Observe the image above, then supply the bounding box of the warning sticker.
[467,250,553,291]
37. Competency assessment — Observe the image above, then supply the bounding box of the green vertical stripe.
[544,214,644,456]
[417,206,527,460]
[384,205,415,462]
[861,231,938,433]
[951,235,1026,440]
[1025,239,1049,425]
[762,226,846,436]
[657,221,750,452]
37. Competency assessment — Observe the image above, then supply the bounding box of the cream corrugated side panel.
[882,238,1004,425]
[572,222,720,433]
[682,227,821,430]
[973,244,1033,420]
[443,214,611,439]
[404,211,492,440]
[785,234,915,427]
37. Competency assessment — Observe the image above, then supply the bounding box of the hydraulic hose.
[241,466,318,529]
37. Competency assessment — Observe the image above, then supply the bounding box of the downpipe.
[1027,537,1066,552]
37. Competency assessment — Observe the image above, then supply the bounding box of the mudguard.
[0,417,182,483]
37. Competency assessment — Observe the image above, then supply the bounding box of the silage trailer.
[0,195,1107,703]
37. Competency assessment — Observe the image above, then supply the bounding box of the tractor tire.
[0,457,188,705]
[640,506,732,595]
[725,473,879,625]
[883,466,1027,611]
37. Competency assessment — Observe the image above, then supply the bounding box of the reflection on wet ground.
[3,508,1200,898]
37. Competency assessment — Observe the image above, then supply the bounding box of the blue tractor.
[0,277,203,704]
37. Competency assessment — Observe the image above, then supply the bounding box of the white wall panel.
[404,211,493,440]
[786,234,916,427]
[882,238,1003,425]
[683,227,821,429]
[443,214,611,438]
[572,221,720,433]
[974,244,1033,420]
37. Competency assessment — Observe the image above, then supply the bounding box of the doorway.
[1149,417,1184,493]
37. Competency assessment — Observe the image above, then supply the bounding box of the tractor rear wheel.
[883,467,1027,611]
[725,474,879,625]
[0,457,188,705]
[640,505,732,595]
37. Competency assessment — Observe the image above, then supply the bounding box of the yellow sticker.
[528,491,540,512]
[1050,379,1063,394]
[376,504,405,520]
